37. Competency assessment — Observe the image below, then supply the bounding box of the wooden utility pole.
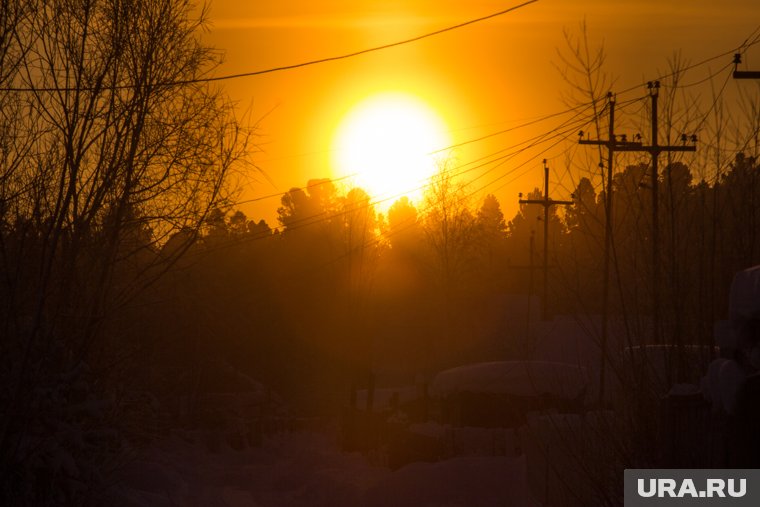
[525,229,536,351]
[578,92,639,403]
[614,81,697,345]
[519,160,573,320]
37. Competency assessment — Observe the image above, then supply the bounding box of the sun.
[332,93,451,204]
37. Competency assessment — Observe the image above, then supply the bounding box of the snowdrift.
[430,361,589,401]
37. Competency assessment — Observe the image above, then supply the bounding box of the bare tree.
[423,162,476,301]
[0,0,249,503]
[419,163,477,368]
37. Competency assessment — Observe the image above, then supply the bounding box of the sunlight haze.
[200,0,760,224]
[332,92,451,206]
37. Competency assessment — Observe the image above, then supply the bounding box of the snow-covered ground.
[105,429,537,507]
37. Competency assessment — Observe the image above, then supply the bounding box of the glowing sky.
[199,0,760,224]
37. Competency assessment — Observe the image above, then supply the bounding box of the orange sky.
[199,0,760,225]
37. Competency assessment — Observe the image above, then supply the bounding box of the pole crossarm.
[519,198,574,206]
[733,70,760,79]
[577,93,618,405]
[517,159,573,320]
[615,144,696,153]
[582,82,698,348]
[576,85,697,399]
[579,139,643,149]
[580,139,695,153]
[733,53,760,79]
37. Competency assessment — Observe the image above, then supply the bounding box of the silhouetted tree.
[423,167,477,295]
[228,210,248,236]
[278,187,318,230]
[0,0,248,503]
[248,218,274,238]
[387,196,421,255]
[474,194,508,287]
[477,194,507,237]
[555,177,603,313]
[420,166,479,367]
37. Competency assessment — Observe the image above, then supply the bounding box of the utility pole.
[733,53,760,79]
[613,81,697,345]
[519,160,573,320]
[578,92,638,403]
[525,229,535,353]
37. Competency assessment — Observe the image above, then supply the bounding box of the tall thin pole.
[650,81,660,345]
[599,96,615,404]
[580,86,696,397]
[527,229,535,351]
[519,161,573,321]
[607,81,695,345]
[543,161,550,320]
[579,94,623,403]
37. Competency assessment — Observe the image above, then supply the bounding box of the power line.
[692,66,734,138]
[443,104,597,177]
[664,61,733,90]
[518,159,573,319]
[221,173,358,208]
[511,29,760,189]
[192,110,602,257]
[250,99,595,185]
[160,52,726,249]
[156,26,760,261]
[350,110,599,211]
[331,115,600,278]
[262,25,760,302]
[180,107,603,289]
[434,27,760,159]
[612,27,760,100]
[0,1,539,93]
[429,102,590,154]
[484,120,588,196]
[6,6,753,98]
[234,103,596,208]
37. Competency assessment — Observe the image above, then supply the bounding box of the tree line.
[138,148,760,418]
[1,1,759,503]
[0,0,247,503]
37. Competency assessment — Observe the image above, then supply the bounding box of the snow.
[362,456,535,507]
[430,361,588,401]
[105,429,536,507]
[729,266,760,355]
[714,320,736,350]
[354,386,418,412]
[699,265,760,413]
[406,422,448,440]
[668,383,700,397]
[520,411,615,507]
[701,358,747,414]
[449,427,521,457]
[729,265,760,322]
[401,422,522,457]
[751,343,760,370]
[722,361,742,402]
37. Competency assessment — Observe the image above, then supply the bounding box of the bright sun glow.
[332,93,451,204]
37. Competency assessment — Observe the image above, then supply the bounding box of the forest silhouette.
[2,0,760,505]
